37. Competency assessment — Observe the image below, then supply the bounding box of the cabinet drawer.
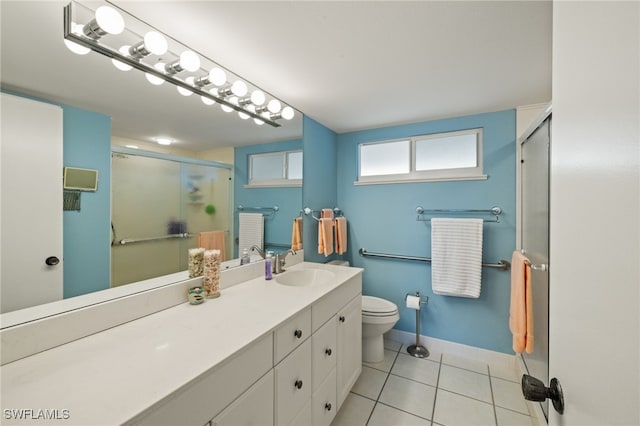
[211,370,274,426]
[131,333,273,426]
[275,338,311,426]
[312,368,337,426]
[311,316,336,391]
[312,274,361,331]
[274,307,311,364]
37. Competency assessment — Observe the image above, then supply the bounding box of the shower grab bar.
[117,233,193,246]
[416,206,502,223]
[358,248,511,271]
[302,207,343,222]
[237,205,279,216]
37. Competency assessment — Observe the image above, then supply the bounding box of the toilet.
[361,295,400,363]
[327,260,400,364]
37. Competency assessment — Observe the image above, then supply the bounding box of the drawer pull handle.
[339,316,345,323]
[325,403,332,411]
[294,380,303,390]
[294,329,303,339]
[325,348,332,356]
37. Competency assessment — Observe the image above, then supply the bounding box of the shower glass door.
[111,152,231,287]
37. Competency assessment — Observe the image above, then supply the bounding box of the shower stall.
[111,149,232,287]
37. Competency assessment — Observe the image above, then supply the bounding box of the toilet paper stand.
[406,292,429,358]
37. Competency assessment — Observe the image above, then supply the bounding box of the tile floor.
[331,339,535,426]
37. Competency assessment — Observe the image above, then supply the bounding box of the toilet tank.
[327,260,350,266]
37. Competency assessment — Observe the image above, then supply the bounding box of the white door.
[0,93,64,313]
[548,2,639,425]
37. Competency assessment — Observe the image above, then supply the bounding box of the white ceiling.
[1,1,552,151]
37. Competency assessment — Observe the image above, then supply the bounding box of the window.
[248,150,303,187]
[356,128,485,184]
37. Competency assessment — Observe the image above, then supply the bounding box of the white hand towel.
[238,213,264,253]
[431,218,484,298]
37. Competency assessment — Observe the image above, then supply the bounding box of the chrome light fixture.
[63,1,295,127]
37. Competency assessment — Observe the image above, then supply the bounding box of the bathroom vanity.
[0,260,362,426]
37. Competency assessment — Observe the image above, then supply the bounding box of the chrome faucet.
[250,245,266,259]
[274,249,296,274]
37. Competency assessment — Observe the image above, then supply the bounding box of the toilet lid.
[362,295,398,314]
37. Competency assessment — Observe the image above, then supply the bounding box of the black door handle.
[521,375,564,414]
[45,256,60,266]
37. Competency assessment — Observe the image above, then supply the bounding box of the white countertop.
[0,262,362,426]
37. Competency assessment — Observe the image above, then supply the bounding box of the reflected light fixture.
[154,137,174,145]
[63,1,295,127]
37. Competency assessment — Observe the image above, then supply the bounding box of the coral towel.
[334,216,348,255]
[291,217,303,250]
[431,218,484,298]
[317,209,334,256]
[198,230,226,261]
[509,250,534,353]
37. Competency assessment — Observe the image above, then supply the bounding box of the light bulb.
[267,99,281,113]
[209,68,226,86]
[145,63,166,85]
[112,46,133,71]
[84,6,124,39]
[254,118,265,126]
[64,22,90,55]
[250,90,266,106]
[155,137,173,146]
[239,111,250,120]
[281,106,295,120]
[231,81,248,97]
[179,51,200,72]
[201,95,216,106]
[144,31,168,55]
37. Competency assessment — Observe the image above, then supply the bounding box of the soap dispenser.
[265,251,273,280]
[240,248,251,265]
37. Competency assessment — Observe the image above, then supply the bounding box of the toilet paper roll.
[406,295,421,310]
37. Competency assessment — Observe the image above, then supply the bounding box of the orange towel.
[334,216,347,255]
[291,217,303,250]
[509,250,533,353]
[317,209,334,256]
[199,230,226,261]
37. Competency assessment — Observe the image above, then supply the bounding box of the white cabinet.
[212,371,274,426]
[275,338,311,425]
[312,367,337,426]
[311,316,337,387]
[274,308,311,364]
[336,294,362,410]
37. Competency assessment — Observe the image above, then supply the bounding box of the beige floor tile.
[492,377,529,415]
[351,365,388,400]
[438,364,493,403]
[495,407,535,426]
[378,374,436,420]
[391,353,440,386]
[433,389,496,426]
[330,393,375,426]
[363,349,398,373]
[368,403,431,426]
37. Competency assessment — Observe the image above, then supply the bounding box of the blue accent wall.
[302,116,338,264]
[336,110,516,353]
[234,139,303,257]
[63,106,112,298]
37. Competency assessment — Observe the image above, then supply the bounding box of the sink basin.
[275,269,335,287]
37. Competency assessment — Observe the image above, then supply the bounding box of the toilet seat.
[362,295,398,317]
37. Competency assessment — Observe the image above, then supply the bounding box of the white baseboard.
[386,329,517,372]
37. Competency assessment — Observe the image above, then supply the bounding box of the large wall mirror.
[0,1,303,323]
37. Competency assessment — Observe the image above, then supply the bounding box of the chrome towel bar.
[359,248,511,271]
[416,206,502,223]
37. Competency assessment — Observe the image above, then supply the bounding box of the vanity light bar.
[63,2,294,128]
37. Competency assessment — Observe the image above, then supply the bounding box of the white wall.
[550,1,639,424]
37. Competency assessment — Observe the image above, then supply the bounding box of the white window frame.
[246,150,302,188]
[355,128,487,185]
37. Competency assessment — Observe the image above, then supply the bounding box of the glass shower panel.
[183,163,232,262]
[111,153,183,287]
